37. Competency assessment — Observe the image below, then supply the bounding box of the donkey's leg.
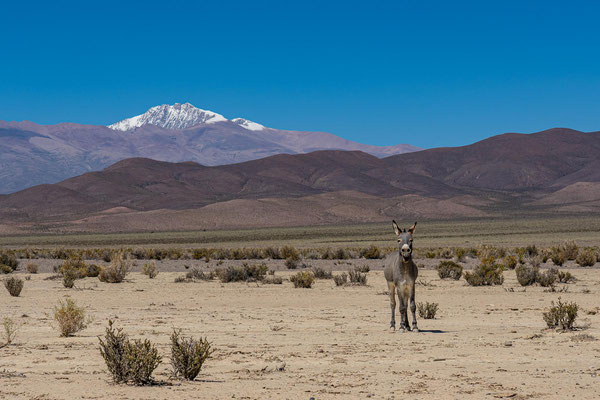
[409,284,419,332]
[396,287,408,332]
[387,281,396,330]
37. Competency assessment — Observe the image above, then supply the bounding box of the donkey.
[384,220,418,332]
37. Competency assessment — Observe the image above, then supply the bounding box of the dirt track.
[1,266,599,399]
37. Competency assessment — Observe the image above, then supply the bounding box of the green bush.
[543,298,578,330]
[576,249,596,267]
[289,271,314,288]
[170,329,213,380]
[502,255,518,270]
[464,263,504,286]
[436,260,463,280]
[333,273,348,286]
[550,248,566,266]
[417,302,439,319]
[141,262,159,279]
[54,298,88,337]
[99,254,131,283]
[4,277,24,297]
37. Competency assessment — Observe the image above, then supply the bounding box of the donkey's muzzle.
[401,244,412,258]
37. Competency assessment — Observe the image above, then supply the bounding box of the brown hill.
[1,128,600,232]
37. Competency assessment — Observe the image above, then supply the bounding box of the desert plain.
[1,219,600,399]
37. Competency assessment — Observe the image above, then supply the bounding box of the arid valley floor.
[1,260,599,399]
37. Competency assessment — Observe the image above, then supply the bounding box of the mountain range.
[0,103,419,193]
[1,127,599,234]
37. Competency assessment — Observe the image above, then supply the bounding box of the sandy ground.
[1,263,600,399]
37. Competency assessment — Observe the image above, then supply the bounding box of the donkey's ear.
[408,221,417,234]
[392,220,401,236]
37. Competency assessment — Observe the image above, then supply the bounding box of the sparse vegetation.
[284,257,299,269]
[176,268,215,282]
[354,264,370,273]
[2,317,18,345]
[4,277,24,296]
[26,263,39,274]
[141,262,159,279]
[311,266,333,279]
[502,255,517,270]
[454,247,467,262]
[417,302,439,319]
[263,276,283,284]
[543,298,578,330]
[563,241,579,260]
[557,270,575,283]
[576,249,596,267]
[436,260,463,280]
[53,298,88,337]
[0,253,19,273]
[537,268,558,287]
[348,268,367,285]
[289,271,314,288]
[550,247,566,266]
[360,244,382,259]
[99,253,131,283]
[99,320,161,385]
[333,273,348,286]
[216,263,268,283]
[464,260,504,286]
[515,264,538,286]
[170,329,213,381]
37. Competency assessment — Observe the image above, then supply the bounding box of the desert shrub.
[178,268,215,282]
[436,260,463,280]
[62,271,76,288]
[543,298,578,330]
[141,262,158,279]
[263,276,283,284]
[425,250,436,259]
[312,266,333,279]
[0,253,19,273]
[332,248,350,260]
[526,254,543,269]
[264,246,282,259]
[550,247,566,266]
[576,249,596,267]
[515,264,538,286]
[557,270,575,283]
[125,338,162,385]
[170,329,213,380]
[333,273,348,286]
[102,250,113,262]
[216,263,267,283]
[2,317,18,345]
[537,268,558,287]
[563,241,579,260]
[417,302,439,319]
[280,245,300,261]
[348,268,367,285]
[464,262,504,286]
[439,248,453,259]
[99,254,131,283]
[86,264,101,278]
[289,271,314,288]
[525,245,538,257]
[361,244,382,259]
[99,320,161,385]
[304,250,320,260]
[54,298,88,337]
[284,257,299,269]
[454,247,467,262]
[355,264,370,273]
[26,263,39,274]
[4,277,24,297]
[502,255,518,270]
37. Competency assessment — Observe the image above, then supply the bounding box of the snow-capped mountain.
[0,104,421,193]
[108,103,228,131]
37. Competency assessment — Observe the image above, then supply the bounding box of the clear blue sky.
[1,0,599,148]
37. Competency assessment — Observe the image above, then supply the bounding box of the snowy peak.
[108,103,227,131]
[232,118,265,131]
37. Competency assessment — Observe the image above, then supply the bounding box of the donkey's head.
[392,220,417,261]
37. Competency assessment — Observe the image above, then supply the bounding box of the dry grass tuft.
[170,329,213,380]
[543,297,578,330]
[417,302,439,319]
[54,298,88,337]
[4,277,24,297]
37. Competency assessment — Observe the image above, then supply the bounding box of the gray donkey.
[384,220,418,332]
